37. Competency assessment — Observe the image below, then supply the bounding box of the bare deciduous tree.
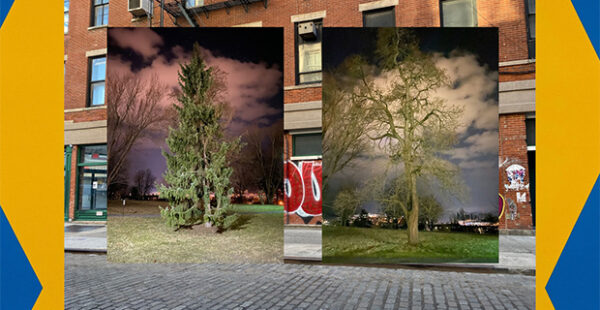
[335,29,466,245]
[134,168,156,198]
[245,120,283,204]
[107,72,171,187]
[322,57,373,191]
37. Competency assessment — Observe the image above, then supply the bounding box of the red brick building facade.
[64,0,535,231]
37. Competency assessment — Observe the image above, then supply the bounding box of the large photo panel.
[322,27,499,264]
[106,27,284,263]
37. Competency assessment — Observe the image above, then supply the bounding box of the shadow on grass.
[226,213,254,231]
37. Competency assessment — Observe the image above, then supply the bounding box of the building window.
[525,116,535,226]
[91,0,109,27]
[441,0,477,27]
[186,0,204,7]
[525,118,535,148]
[525,0,535,58]
[295,20,322,84]
[88,56,106,106]
[64,0,69,34]
[77,145,108,211]
[293,133,322,157]
[363,7,396,27]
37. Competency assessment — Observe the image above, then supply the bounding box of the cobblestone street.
[65,253,534,310]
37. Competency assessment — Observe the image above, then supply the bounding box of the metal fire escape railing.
[159,0,269,27]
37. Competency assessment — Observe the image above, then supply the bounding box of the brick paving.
[65,253,535,310]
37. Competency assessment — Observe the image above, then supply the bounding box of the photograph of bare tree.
[106,28,284,263]
[322,28,499,264]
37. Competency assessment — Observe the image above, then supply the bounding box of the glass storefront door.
[78,165,108,211]
[75,144,108,220]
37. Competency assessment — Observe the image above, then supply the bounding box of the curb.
[65,248,107,254]
[283,259,535,276]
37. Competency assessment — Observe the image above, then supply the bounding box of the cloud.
[109,41,282,126]
[458,158,497,169]
[433,51,498,134]
[449,130,498,160]
[110,28,164,60]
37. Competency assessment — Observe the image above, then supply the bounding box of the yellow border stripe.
[0,0,64,308]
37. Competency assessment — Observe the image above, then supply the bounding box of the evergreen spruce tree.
[158,43,241,231]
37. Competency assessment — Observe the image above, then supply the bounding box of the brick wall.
[65,0,108,122]
[108,0,532,88]
[499,63,535,82]
[65,0,536,229]
[64,108,107,122]
[284,86,322,104]
[498,113,533,229]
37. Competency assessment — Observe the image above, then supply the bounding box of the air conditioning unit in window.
[298,21,317,40]
[129,0,151,17]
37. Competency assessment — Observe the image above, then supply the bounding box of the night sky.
[323,28,499,221]
[108,28,283,190]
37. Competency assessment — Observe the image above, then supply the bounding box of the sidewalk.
[64,223,107,253]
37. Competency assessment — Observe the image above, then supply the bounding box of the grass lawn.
[107,200,283,264]
[323,225,498,264]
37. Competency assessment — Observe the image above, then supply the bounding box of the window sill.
[290,155,322,161]
[88,25,108,31]
[64,105,107,113]
[284,83,322,91]
[499,59,536,67]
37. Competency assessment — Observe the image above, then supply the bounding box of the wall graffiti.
[284,160,322,219]
[506,197,518,220]
[516,192,527,203]
[504,164,529,191]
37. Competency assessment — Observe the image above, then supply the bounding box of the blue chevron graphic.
[546,174,600,309]
[571,0,600,59]
[0,0,15,29]
[0,205,43,309]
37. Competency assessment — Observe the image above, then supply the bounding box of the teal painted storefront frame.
[74,145,107,221]
[64,146,72,221]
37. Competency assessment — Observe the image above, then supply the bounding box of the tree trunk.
[407,173,419,245]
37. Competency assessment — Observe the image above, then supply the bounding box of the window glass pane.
[78,165,107,210]
[103,5,109,25]
[91,57,106,81]
[299,72,322,84]
[293,134,322,156]
[64,0,69,12]
[527,0,535,13]
[526,118,535,146]
[90,82,105,106]
[298,41,322,73]
[529,14,535,39]
[95,6,103,25]
[81,145,108,163]
[187,0,203,7]
[364,8,395,27]
[442,0,476,27]
[64,12,69,34]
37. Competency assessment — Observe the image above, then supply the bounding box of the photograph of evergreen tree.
[322,28,499,264]
[106,28,284,263]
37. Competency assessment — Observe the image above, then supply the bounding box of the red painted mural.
[284,160,322,218]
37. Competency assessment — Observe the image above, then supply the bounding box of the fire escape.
[142,0,269,27]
